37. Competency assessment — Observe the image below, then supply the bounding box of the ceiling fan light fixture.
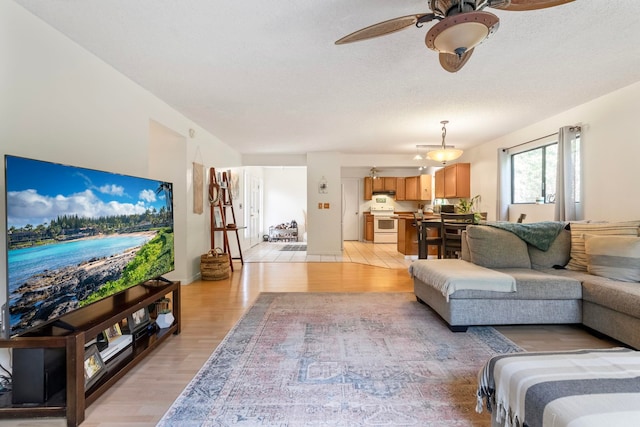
[425,11,499,56]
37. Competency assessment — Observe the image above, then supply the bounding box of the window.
[511,136,580,204]
[511,143,557,203]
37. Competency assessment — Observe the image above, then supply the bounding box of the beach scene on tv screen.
[5,156,175,337]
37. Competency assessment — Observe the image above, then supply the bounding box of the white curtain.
[496,148,511,221]
[554,126,581,221]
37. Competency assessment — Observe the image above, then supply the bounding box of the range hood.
[372,190,396,196]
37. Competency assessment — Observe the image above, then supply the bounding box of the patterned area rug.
[159,292,522,426]
[280,244,307,251]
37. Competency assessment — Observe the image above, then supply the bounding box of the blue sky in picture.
[5,156,171,229]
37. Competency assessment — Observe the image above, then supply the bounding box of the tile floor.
[244,241,416,269]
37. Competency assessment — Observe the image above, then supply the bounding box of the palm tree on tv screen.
[156,182,173,214]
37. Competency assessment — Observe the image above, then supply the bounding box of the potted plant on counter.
[456,194,483,223]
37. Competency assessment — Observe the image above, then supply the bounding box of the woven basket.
[200,248,230,280]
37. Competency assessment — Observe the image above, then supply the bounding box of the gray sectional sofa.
[410,221,640,349]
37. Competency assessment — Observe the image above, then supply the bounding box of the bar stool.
[418,219,443,259]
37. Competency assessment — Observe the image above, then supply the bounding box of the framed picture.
[127,307,150,333]
[84,344,107,390]
[214,209,223,228]
[104,323,122,343]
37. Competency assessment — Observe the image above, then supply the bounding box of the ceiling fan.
[335,0,574,72]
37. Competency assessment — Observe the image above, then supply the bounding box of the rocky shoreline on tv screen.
[9,248,137,336]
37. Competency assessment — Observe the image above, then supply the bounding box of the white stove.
[370,197,397,243]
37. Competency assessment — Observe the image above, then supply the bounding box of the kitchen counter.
[392,214,439,220]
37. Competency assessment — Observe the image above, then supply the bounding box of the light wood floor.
[1,260,620,427]
[244,241,415,269]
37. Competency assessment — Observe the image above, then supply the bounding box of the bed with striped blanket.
[476,348,640,427]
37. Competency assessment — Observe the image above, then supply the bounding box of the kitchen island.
[395,214,440,256]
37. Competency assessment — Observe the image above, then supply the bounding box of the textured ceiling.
[14,0,640,157]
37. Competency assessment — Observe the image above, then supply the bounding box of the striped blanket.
[476,348,640,427]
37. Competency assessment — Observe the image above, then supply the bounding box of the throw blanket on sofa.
[408,259,516,301]
[485,221,566,251]
[477,348,640,427]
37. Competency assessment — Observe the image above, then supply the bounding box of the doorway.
[247,173,262,247]
[342,178,360,241]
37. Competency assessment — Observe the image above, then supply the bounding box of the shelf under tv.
[0,280,181,427]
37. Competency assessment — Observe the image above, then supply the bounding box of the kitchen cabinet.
[434,163,470,199]
[363,176,386,200]
[434,168,445,198]
[405,175,432,201]
[364,213,374,241]
[364,177,372,200]
[364,176,400,200]
[405,176,418,200]
[419,175,432,201]
[395,177,406,201]
[397,217,418,255]
[383,177,396,192]
[444,163,470,198]
[372,177,384,191]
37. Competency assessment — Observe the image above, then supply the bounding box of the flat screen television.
[3,155,175,338]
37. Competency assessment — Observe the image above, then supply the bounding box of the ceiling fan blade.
[490,0,575,11]
[438,48,474,73]
[335,14,435,45]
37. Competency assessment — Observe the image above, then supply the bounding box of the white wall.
[148,121,187,283]
[263,167,307,239]
[462,81,640,222]
[1,0,243,304]
[307,152,342,255]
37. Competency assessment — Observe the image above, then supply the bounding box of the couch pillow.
[528,229,571,270]
[585,235,640,282]
[466,225,531,268]
[566,221,640,271]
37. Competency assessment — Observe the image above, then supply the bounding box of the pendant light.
[426,120,463,164]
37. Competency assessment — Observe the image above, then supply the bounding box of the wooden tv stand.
[0,280,180,426]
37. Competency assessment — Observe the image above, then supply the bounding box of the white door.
[341,178,360,241]
[248,173,262,247]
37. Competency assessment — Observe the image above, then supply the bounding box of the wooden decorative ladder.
[209,168,244,271]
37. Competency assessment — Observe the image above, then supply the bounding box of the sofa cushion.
[528,229,571,270]
[537,267,640,318]
[566,221,640,271]
[585,235,640,282]
[449,268,581,300]
[581,277,640,319]
[466,225,531,269]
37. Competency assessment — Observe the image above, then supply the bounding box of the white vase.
[156,312,175,329]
